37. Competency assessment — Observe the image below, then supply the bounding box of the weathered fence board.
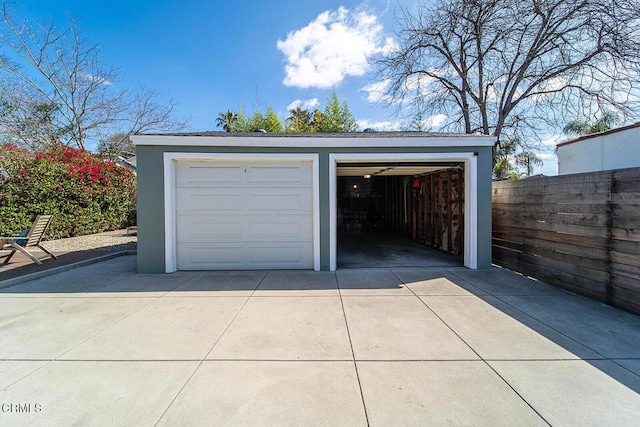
[493,202,610,215]
[493,217,610,237]
[612,264,640,285]
[613,228,640,243]
[493,234,609,259]
[613,239,640,255]
[492,167,640,315]
[493,248,609,298]
[493,224,609,246]
[611,287,640,314]
[492,192,611,205]
[493,171,611,187]
[612,191,640,203]
[492,234,602,260]
[493,209,610,227]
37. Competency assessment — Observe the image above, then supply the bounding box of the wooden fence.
[492,167,640,315]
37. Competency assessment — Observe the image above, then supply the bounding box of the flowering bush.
[0,144,136,239]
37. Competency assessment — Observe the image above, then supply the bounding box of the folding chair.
[0,215,58,265]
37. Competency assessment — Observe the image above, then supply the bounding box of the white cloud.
[277,6,395,89]
[357,118,403,131]
[286,98,320,111]
[403,73,437,92]
[357,113,447,132]
[537,152,557,160]
[528,76,570,102]
[362,72,440,106]
[540,134,565,147]
[423,113,447,129]
[362,79,393,103]
[79,71,113,86]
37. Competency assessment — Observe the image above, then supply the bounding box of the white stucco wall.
[557,124,640,175]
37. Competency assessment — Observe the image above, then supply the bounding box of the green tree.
[312,109,324,131]
[96,133,135,162]
[317,92,358,132]
[223,94,356,133]
[222,106,283,132]
[247,110,265,131]
[493,139,542,180]
[216,110,239,132]
[286,107,314,132]
[563,112,618,136]
[233,107,250,132]
[262,106,283,132]
[0,92,71,149]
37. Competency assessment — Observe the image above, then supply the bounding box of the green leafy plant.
[0,144,136,239]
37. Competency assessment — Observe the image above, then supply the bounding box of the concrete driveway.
[0,255,639,426]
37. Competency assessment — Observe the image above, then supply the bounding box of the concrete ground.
[0,229,136,282]
[0,255,639,426]
[338,231,463,268]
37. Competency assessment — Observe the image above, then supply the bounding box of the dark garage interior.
[336,162,465,268]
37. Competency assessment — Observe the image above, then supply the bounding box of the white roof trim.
[131,134,496,148]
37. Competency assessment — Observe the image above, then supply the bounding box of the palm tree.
[216,110,238,132]
[493,139,542,179]
[285,107,313,132]
[514,151,543,177]
[563,111,618,136]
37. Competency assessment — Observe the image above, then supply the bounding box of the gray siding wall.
[476,146,493,269]
[136,144,493,273]
[136,146,167,273]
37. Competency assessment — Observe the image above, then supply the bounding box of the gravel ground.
[42,229,137,252]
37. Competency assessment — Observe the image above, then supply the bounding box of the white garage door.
[176,161,313,270]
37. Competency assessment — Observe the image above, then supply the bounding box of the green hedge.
[0,144,136,239]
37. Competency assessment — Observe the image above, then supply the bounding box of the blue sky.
[15,0,558,174]
[17,0,400,130]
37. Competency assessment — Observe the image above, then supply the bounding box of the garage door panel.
[246,164,312,186]
[247,190,311,213]
[177,245,245,269]
[177,189,311,213]
[177,217,244,241]
[177,190,244,211]
[246,216,313,240]
[177,163,244,185]
[177,215,311,242]
[177,162,312,188]
[177,243,312,270]
[247,244,313,266]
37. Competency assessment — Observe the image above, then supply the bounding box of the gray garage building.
[131,132,494,273]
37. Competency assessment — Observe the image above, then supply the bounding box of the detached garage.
[131,132,494,273]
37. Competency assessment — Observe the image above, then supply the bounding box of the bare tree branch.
[373,0,640,155]
[0,1,189,151]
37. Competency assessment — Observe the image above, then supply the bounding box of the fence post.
[606,170,615,305]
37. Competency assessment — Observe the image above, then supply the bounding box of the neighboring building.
[110,155,137,175]
[131,132,495,273]
[557,122,640,175]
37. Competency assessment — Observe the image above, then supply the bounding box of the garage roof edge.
[131,132,496,148]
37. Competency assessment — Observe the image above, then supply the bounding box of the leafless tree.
[0,80,68,149]
[0,2,188,150]
[96,87,187,158]
[374,0,640,154]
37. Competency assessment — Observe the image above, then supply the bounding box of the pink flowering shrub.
[0,144,136,239]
